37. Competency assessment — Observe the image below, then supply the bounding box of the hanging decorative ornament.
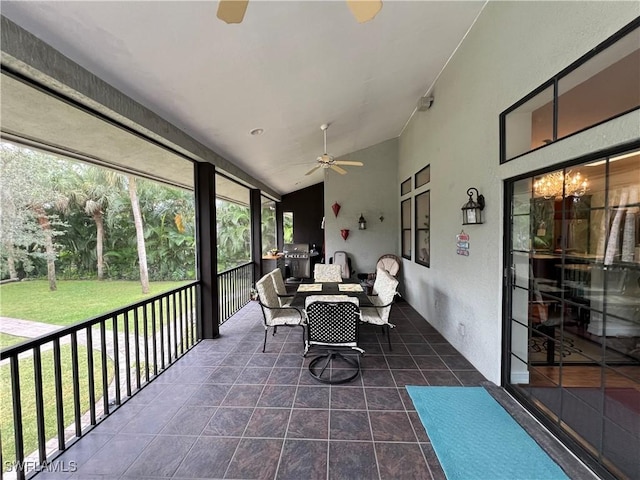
[332,202,341,217]
[340,229,350,241]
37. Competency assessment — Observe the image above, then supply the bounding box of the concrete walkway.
[0,316,62,338]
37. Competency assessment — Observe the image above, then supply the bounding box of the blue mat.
[406,386,568,480]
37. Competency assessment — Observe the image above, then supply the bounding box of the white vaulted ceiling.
[1,1,486,195]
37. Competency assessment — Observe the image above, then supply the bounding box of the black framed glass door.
[504,146,640,480]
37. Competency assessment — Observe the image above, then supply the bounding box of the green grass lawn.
[0,280,193,468]
[0,344,115,468]
[0,333,27,349]
[0,280,191,326]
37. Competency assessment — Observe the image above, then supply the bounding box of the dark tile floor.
[35,300,593,479]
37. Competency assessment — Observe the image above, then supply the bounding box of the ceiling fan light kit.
[217,0,249,24]
[217,0,382,25]
[346,0,383,23]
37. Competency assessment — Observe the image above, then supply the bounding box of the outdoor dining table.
[289,281,374,309]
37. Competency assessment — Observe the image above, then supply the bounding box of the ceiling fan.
[305,124,364,176]
[217,0,382,24]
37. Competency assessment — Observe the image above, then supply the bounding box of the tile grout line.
[362,376,383,480]
[221,334,282,480]
[267,336,303,480]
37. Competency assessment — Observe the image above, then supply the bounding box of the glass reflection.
[508,148,640,480]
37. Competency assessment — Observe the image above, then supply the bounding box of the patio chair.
[359,254,401,294]
[360,268,399,351]
[314,263,343,282]
[303,295,364,384]
[255,274,305,352]
[329,251,353,279]
[269,268,294,307]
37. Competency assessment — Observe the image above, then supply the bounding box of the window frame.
[401,198,411,260]
[500,18,640,164]
[414,190,430,267]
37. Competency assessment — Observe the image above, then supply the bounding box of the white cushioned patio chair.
[269,268,294,307]
[314,263,343,282]
[360,268,399,351]
[255,274,304,352]
[359,254,401,294]
[330,251,353,279]
[303,295,364,384]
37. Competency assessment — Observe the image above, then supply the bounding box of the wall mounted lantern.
[332,202,341,217]
[461,187,485,225]
[358,213,367,230]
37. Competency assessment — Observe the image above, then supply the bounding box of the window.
[401,199,411,259]
[501,19,640,163]
[415,191,430,267]
[283,212,294,244]
[557,31,640,138]
[415,165,431,188]
[401,178,412,195]
[505,84,554,160]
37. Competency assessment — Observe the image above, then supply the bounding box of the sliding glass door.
[505,146,640,480]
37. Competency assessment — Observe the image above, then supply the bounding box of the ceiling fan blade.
[305,165,321,176]
[334,160,364,166]
[217,0,249,24]
[330,165,348,175]
[346,0,382,23]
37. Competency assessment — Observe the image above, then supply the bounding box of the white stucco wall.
[398,1,640,384]
[324,138,399,277]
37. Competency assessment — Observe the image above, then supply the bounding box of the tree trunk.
[128,176,149,294]
[3,202,20,280]
[4,242,19,280]
[34,206,57,291]
[93,211,105,280]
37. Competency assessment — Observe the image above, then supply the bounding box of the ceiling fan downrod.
[321,123,329,156]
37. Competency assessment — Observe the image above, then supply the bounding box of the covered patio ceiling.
[1,1,486,196]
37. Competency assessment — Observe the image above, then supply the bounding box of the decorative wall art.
[456,230,470,256]
[332,202,341,217]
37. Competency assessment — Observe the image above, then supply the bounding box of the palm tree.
[127,175,149,294]
[65,165,122,280]
[30,204,59,290]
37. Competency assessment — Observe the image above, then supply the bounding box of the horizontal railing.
[0,281,200,480]
[218,262,254,325]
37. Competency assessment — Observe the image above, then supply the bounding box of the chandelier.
[533,170,588,199]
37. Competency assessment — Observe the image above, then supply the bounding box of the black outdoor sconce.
[358,213,367,230]
[461,187,485,225]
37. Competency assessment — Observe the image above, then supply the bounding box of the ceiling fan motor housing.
[318,153,334,164]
